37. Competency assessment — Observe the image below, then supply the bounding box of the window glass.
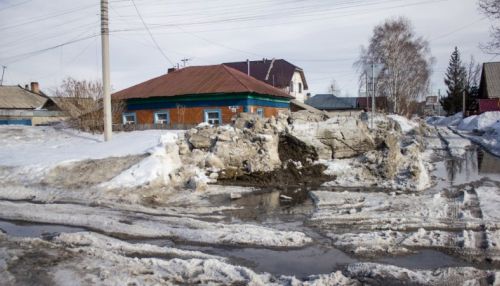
[123,113,136,124]
[298,83,302,93]
[155,112,169,124]
[256,108,264,118]
[205,110,221,125]
[290,81,294,92]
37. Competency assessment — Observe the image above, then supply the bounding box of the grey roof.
[0,85,47,109]
[305,94,360,110]
[481,62,500,99]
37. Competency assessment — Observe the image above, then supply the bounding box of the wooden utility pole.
[0,66,6,86]
[371,62,376,129]
[101,0,112,141]
[462,90,466,117]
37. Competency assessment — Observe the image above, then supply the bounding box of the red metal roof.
[113,64,293,100]
[224,59,309,90]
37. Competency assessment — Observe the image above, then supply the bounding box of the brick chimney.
[167,67,177,73]
[30,82,40,94]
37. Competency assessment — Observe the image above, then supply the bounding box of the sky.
[0,0,496,98]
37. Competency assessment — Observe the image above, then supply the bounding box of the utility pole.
[462,90,466,117]
[365,72,369,113]
[371,62,376,129]
[101,0,112,141]
[0,66,6,86]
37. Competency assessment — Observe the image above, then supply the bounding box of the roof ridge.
[221,64,254,92]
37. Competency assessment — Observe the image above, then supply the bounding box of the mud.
[219,134,333,188]
[1,237,75,286]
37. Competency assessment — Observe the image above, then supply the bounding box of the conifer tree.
[440,47,467,115]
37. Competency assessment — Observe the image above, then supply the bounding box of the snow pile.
[344,263,494,285]
[427,112,463,126]
[55,232,222,260]
[0,125,180,167]
[457,111,500,132]
[100,133,182,189]
[387,114,419,133]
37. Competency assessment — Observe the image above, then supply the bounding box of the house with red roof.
[112,64,292,127]
[478,62,500,113]
[224,59,309,103]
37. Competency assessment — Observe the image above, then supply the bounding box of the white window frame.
[204,109,222,125]
[256,108,264,118]
[154,111,170,125]
[122,112,136,125]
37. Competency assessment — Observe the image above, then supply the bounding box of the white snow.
[429,112,500,156]
[456,111,500,132]
[0,125,184,167]
[100,133,182,189]
[475,186,500,223]
[427,112,463,126]
[55,231,222,260]
[387,114,419,133]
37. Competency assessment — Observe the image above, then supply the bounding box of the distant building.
[305,94,388,116]
[478,62,500,113]
[424,95,444,116]
[306,94,360,111]
[224,59,309,103]
[112,64,292,127]
[0,82,65,125]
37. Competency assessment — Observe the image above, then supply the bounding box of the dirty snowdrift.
[1,231,497,286]
[428,111,500,156]
[0,111,432,199]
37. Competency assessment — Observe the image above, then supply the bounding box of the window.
[204,109,221,125]
[122,112,136,125]
[154,111,170,125]
[298,83,302,93]
[290,81,294,92]
[256,108,264,118]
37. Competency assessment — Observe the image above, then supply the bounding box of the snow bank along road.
[1,113,500,285]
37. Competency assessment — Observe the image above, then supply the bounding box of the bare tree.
[53,77,124,132]
[479,0,500,53]
[355,17,434,115]
[465,56,482,89]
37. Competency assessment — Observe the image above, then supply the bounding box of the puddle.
[374,249,469,269]
[0,220,85,238]
[432,148,500,188]
[226,188,314,223]
[142,241,470,278]
[177,244,356,279]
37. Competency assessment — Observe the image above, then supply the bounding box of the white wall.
[287,71,307,102]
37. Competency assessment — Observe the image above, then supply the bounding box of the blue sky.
[0,0,494,98]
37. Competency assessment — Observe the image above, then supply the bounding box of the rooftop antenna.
[0,66,6,86]
[181,58,191,67]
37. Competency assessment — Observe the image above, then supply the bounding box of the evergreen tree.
[440,47,467,115]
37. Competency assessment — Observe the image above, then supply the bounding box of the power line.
[1,34,99,65]
[129,0,174,66]
[0,0,33,12]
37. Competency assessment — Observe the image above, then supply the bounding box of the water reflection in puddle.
[0,220,85,238]
[433,148,500,188]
